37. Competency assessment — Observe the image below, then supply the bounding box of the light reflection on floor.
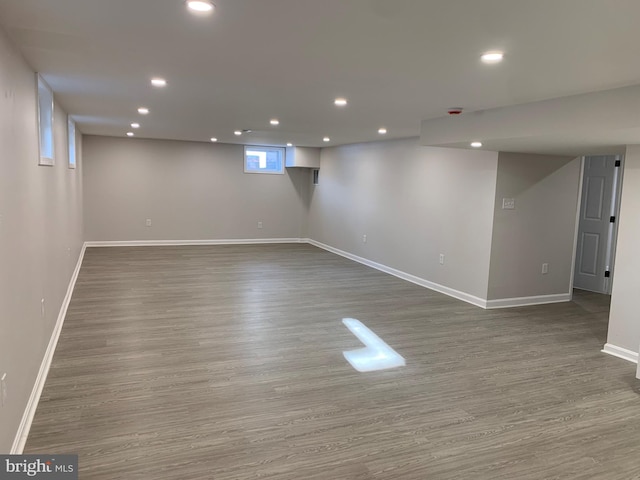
[342,318,406,372]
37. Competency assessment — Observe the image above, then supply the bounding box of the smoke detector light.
[186,0,215,13]
[334,98,348,107]
[481,51,504,64]
[470,141,483,148]
[151,78,167,87]
[137,107,149,115]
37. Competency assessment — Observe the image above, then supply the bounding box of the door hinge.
[604,270,611,278]
[615,160,621,167]
[610,216,616,223]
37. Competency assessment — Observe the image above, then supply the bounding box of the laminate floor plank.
[24,244,640,479]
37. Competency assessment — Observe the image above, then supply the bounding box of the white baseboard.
[85,238,305,247]
[306,239,488,308]
[11,243,87,454]
[306,240,574,310]
[602,343,639,364]
[485,293,572,309]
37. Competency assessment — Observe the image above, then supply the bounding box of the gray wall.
[0,29,84,452]
[607,145,640,353]
[308,138,499,300]
[487,152,581,300]
[83,136,310,241]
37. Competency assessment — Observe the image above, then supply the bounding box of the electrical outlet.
[257,221,263,229]
[439,254,445,265]
[145,218,152,227]
[362,234,367,243]
[542,263,549,274]
[1,373,7,407]
[502,198,516,210]
[41,298,45,318]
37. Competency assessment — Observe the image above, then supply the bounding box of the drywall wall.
[285,146,320,168]
[607,145,640,355]
[0,27,83,452]
[487,152,581,301]
[83,136,310,241]
[307,138,499,300]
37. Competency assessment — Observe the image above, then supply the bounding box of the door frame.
[606,154,624,294]
[570,154,625,296]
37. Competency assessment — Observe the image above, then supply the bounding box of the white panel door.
[574,156,617,293]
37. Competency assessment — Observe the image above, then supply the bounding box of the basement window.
[37,74,55,166]
[68,117,76,169]
[244,146,284,174]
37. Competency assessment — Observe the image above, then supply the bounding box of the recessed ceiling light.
[151,78,167,87]
[470,141,483,148]
[131,123,140,129]
[481,51,504,64]
[186,0,215,13]
[234,130,242,136]
[323,137,331,142]
[126,132,135,137]
[210,137,218,142]
[286,143,293,147]
[334,98,348,106]
[378,127,387,135]
[137,107,149,115]
[270,119,280,126]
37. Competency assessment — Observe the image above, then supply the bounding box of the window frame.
[68,116,76,169]
[243,145,285,175]
[37,74,55,166]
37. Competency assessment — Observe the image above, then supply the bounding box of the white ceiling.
[1,0,640,149]
[421,83,640,156]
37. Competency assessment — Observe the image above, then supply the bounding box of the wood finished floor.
[25,244,640,479]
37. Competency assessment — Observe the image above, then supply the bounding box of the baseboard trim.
[306,239,488,308]
[85,238,305,247]
[602,343,639,364]
[485,293,572,309]
[11,243,87,454]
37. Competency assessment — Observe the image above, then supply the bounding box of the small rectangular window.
[244,146,284,174]
[68,117,76,169]
[312,168,319,185]
[37,74,55,166]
